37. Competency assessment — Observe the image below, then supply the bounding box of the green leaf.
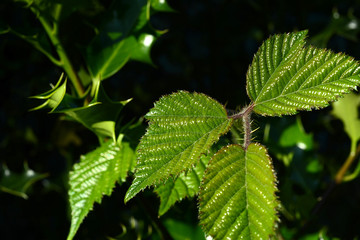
[332,93,360,150]
[162,219,206,240]
[151,0,175,12]
[87,35,138,80]
[85,0,148,80]
[279,117,313,150]
[247,30,360,116]
[125,91,233,202]
[155,155,210,216]
[0,162,48,199]
[31,76,131,141]
[332,93,360,181]
[131,33,156,65]
[30,73,68,111]
[199,143,278,240]
[67,140,135,240]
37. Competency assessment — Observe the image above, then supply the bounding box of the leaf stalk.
[229,102,255,149]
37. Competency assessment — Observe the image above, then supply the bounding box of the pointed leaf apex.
[247,30,360,116]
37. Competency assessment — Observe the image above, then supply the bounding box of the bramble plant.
[3,1,360,239]
[123,30,360,239]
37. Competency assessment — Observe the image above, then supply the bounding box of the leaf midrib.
[254,74,356,107]
[252,36,304,103]
[133,119,231,194]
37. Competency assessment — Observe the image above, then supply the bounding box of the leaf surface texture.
[155,155,210,216]
[199,144,278,240]
[67,141,135,240]
[125,91,232,202]
[247,30,360,116]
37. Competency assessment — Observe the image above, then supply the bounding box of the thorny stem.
[229,103,255,149]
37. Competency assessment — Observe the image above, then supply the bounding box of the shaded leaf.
[332,93,360,181]
[332,93,360,149]
[311,9,360,48]
[67,140,135,240]
[162,219,206,240]
[155,155,210,216]
[85,0,148,80]
[125,91,233,202]
[199,143,278,240]
[31,76,131,140]
[0,162,48,199]
[247,30,360,116]
[279,117,313,150]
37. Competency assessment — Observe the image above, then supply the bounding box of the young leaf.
[247,30,360,116]
[155,155,210,216]
[125,91,233,202]
[199,143,278,240]
[31,76,131,141]
[67,140,135,240]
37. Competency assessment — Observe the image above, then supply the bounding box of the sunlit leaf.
[247,30,360,116]
[67,139,135,240]
[199,143,278,240]
[131,33,156,65]
[125,91,233,202]
[155,155,210,216]
[151,0,175,12]
[0,162,48,199]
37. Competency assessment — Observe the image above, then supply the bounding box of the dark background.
[1,0,360,239]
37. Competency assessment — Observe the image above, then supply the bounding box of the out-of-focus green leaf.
[151,0,175,12]
[131,33,156,65]
[0,22,10,34]
[332,93,360,181]
[0,162,48,199]
[67,139,135,240]
[87,35,138,80]
[279,117,313,150]
[332,93,360,152]
[155,155,210,216]
[311,9,360,48]
[31,75,131,140]
[85,0,147,80]
[162,219,206,240]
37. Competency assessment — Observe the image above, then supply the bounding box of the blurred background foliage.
[1,0,360,239]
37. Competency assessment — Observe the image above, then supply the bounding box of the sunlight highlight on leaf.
[199,144,278,240]
[247,30,360,116]
[67,140,135,240]
[125,91,233,202]
[155,155,210,216]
